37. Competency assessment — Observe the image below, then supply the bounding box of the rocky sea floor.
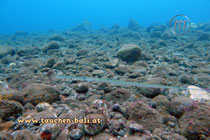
[0,21,210,140]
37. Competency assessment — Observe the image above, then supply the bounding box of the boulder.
[43,42,60,53]
[138,77,167,98]
[105,88,131,103]
[23,84,61,106]
[17,48,38,56]
[153,95,169,108]
[46,58,56,68]
[0,88,25,104]
[186,85,210,101]
[0,46,15,58]
[126,101,163,131]
[198,32,210,41]
[179,102,210,140]
[115,65,131,75]
[116,44,142,63]
[49,34,65,42]
[128,19,141,31]
[0,100,24,122]
[168,96,193,118]
[73,83,89,93]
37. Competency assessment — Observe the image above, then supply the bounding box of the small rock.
[73,83,89,93]
[92,70,105,77]
[17,48,34,56]
[129,122,144,133]
[138,77,167,98]
[35,102,54,112]
[24,103,35,111]
[59,110,80,120]
[46,58,56,68]
[97,83,112,93]
[198,32,210,41]
[167,121,176,127]
[65,58,76,65]
[154,130,187,140]
[59,111,80,130]
[0,58,11,64]
[118,130,125,136]
[84,114,105,135]
[92,99,108,109]
[52,61,66,70]
[104,59,119,68]
[179,74,195,84]
[170,133,187,140]
[76,49,89,56]
[108,119,126,136]
[56,129,69,140]
[77,94,86,101]
[39,124,60,140]
[112,104,129,118]
[9,62,16,67]
[92,133,116,140]
[120,136,149,140]
[153,95,169,108]
[68,129,83,140]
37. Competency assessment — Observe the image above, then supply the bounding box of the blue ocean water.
[0,0,210,34]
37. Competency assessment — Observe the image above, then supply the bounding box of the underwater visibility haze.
[0,0,210,140]
[0,0,210,33]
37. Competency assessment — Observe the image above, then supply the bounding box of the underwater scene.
[0,0,210,140]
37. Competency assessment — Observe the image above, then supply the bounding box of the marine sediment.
[0,21,210,140]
